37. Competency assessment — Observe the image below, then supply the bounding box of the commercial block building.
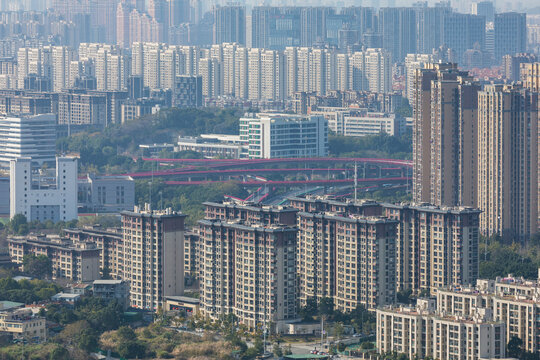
[0,113,56,166]
[121,205,186,310]
[77,174,135,213]
[10,157,78,222]
[173,75,202,108]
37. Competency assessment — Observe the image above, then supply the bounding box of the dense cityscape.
[0,0,539,359]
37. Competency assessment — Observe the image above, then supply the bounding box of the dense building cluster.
[412,62,539,241]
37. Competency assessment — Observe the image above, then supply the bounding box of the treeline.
[56,108,242,174]
[0,277,61,304]
[135,179,248,226]
[479,234,540,280]
[329,133,412,160]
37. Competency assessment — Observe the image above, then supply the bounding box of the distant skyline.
[2,0,539,14]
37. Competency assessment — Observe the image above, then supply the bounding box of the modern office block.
[0,114,56,166]
[494,13,527,63]
[239,113,328,159]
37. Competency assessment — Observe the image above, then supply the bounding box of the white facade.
[10,157,78,222]
[405,53,437,103]
[0,114,56,166]
[239,113,328,159]
[343,113,400,137]
[377,300,506,360]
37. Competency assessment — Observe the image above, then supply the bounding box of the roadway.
[164,177,410,186]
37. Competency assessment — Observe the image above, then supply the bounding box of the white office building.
[0,114,56,166]
[342,112,401,137]
[10,157,78,222]
[239,113,328,159]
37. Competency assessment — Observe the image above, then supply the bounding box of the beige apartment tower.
[412,63,480,207]
[296,212,397,311]
[383,204,481,294]
[477,84,538,240]
[122,205,186,310]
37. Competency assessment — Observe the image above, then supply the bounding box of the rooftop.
[0,301,24,312]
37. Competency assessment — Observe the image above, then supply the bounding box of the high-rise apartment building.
[121,205,186,310]
[239,113,328,159]
[502,53,538,82]
[404,54,437,103]
[494,13,526,63]
[415,2,452,54]
[521,62,540,92]
[383,204,481,294]
[213,5,246,45]
[198,216,298,332]
[296,212,397,311]
[377,299,506,360]
[437,274,540,354]
[477,84,538,240]
[412,63,480,207]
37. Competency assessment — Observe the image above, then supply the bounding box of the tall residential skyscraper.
[412,63,480,207]
[383,204,480,294]
[521,62,540,92]
[502,53,538,81]
[198,219,298,331]
[212,5,246,45]
[477,84,538,241]
[122,205,186,310]
[494,12,527,63]
[296,212,397,311]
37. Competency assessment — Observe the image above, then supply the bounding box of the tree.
[318,297,334,317]
[397,289,413,304]
[22,254,52,279]
[117,340,146,359]
[48,345,70,360]
[332,322,345,340]
[8,214,29,235]
[283,344,292,355]
[299,297,318,321]
[507,336,523,358]
[272,343,283,357]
